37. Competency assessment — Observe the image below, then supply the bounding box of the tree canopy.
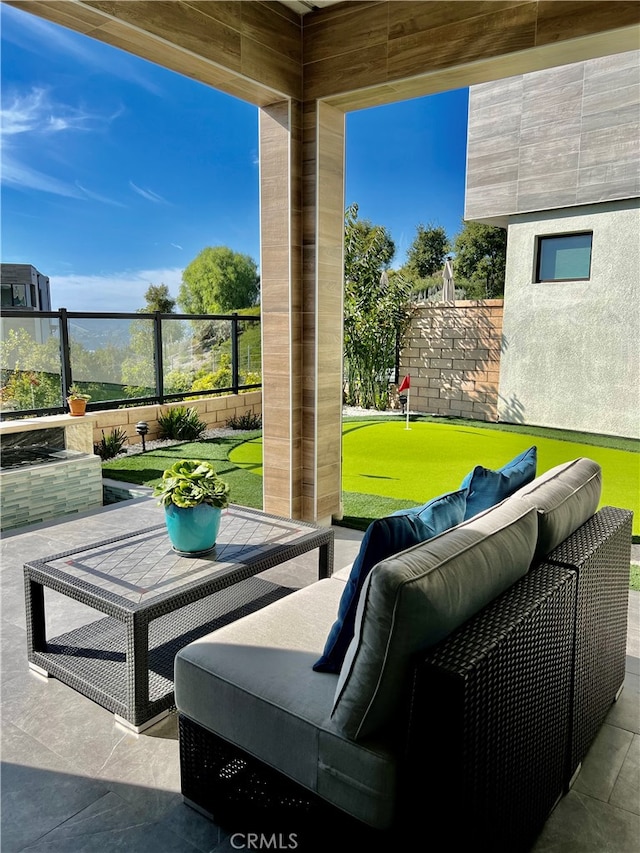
[453,221,507,298]
[141,283,176,313]
[178,246,260,314]
[404,223,450,279]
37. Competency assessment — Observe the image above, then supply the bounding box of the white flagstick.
[405,385,411,430]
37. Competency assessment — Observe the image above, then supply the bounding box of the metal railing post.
[231,312,240,394]
[154,312,165,404]
[58,308,73,401]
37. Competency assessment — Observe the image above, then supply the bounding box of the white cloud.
[2,153,84,198]
[1,87,125,201]
[49,268,184,313]
[129,181,168,204]
[75,182,126,208]
[1,87,111,137]
[1,4,163,95]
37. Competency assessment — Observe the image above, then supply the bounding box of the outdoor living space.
[2,2,639,851]
[1,497,639,851]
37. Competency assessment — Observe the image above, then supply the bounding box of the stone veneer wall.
[400,300,503,421]
[0,455,103,532]
[90,391,262,447]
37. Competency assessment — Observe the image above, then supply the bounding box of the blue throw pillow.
[461,446,537,521]
[313,489,467,674]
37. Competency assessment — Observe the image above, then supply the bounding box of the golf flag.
[398,375,411,429]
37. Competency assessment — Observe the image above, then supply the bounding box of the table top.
[24,504,333,611]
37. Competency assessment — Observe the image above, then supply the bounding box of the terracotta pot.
[68,398,87,416]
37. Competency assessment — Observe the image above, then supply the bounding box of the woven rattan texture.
[31,579,293,718]
[24,507,334,727]
[178,566,577,850]
[405,564,577,852]
[25,508,334,612]
[545,506,633,782]
[178,715,385,849]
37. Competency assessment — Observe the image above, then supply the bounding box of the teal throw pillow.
[461,446,537,521]
[313,489,467,674]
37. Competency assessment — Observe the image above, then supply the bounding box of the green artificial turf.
[103,417,639,539]
[102,432,264,510]
[229,418,640,536]
[630,564,640,592]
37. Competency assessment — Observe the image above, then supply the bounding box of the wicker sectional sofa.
[174,457,632,851]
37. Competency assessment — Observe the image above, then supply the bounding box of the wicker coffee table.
[24,504,334,732]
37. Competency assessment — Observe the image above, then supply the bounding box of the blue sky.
[1,3,469,313]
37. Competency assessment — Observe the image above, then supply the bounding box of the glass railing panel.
[0,315,63,414]
[162,316,235,397]
[237,317,262,386]
[68,315,155,403]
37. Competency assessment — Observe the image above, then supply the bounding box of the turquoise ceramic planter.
[164,503,222,556]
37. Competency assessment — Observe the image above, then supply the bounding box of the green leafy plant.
[0,370,62,410]
[157,406,207,440]
[226,411,262,430]
[154,459,230,509]
[67,383,91,401]
[94,427,128,461]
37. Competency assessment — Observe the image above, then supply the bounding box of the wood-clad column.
[259,101,303,519]
[260,98,344,524]
[302,101,345,524]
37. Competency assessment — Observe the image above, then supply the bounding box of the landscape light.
[135,421,149,451]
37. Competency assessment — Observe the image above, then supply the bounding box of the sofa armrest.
[401,563,577,852]
[545,505,633,783]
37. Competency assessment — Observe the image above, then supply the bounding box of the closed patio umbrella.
[442,257,455,302]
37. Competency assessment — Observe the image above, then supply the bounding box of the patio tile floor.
[1,499,638,852]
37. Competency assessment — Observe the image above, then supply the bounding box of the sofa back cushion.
[513,457,602,560]
[461,446,537,520]
[331,500,539,740]
[313,489,467,673]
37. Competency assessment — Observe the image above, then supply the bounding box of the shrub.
[164,369,193,394]
[153,459,230,509]
[94,427,128,460]
[157,406,208,440]
[226,411,262,430]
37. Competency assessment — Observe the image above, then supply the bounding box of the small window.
[536,232,592,282]
[0,283,28,307]
[1,284,12,308]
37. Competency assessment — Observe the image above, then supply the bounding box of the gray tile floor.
[1,499,638,852]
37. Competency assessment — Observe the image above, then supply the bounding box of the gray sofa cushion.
[332,565,353,581]
[513,457,602,560]
[174,577,397,829]
[331,501,539,740]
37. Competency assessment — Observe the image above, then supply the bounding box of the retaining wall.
[90,390,262,447]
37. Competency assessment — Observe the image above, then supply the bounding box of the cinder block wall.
[400,301,503,421]
[91,391,262,447]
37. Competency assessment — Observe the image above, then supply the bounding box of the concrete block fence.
[90,390,262,447]
[399,300,503,421]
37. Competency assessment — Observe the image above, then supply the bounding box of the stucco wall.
[498,200,640,438]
